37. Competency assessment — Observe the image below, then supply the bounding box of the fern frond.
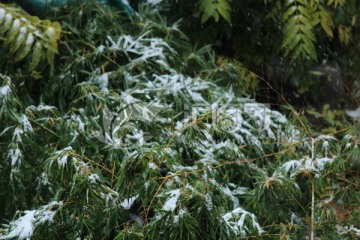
[281,0,318,62]
[317,5,334,38]
[327,0,346,8]
[199,0,232,24]
[0,3,61,71]
[338,24,351,46]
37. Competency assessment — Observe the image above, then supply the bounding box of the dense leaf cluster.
[0,1,359,239]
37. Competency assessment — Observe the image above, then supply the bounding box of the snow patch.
[162,189,181,211]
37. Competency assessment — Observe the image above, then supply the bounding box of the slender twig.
[29,118,61,139]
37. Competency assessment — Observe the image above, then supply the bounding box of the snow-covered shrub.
[0,1,359,239]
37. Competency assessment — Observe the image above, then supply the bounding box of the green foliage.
[0,3,61,71]
[158,0,360,112]
[281,0,318,62]
[199,0,231,24]
[0,1,359,240]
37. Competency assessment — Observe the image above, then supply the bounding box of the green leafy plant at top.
[0,3,61,71]
[154,0,360,114]
[199,0,231,24]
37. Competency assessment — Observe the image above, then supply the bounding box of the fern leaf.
[0,3,61,71]
[4,19,21,46]
[216,0,231,24]
[29,41,43,71]
[0,8,6,26]
[9,26,27,54]
[15,33,34,62]
[282,6,297,21]
[318,6,334,38]
[281,0,318,62]
[299,25,316,41]
[199,0,231,24]
[327,0,346,8]
[284,34,302,56]
[290,44,303,63]
[200,0,217,23]
[302,36,317,61]
[0,13,13,35]
[338,24,350,46]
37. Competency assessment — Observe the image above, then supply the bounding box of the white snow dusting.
[120,195,138,209]
[0,201,62,240]
[162,189,181,211]
[222,207,263,237]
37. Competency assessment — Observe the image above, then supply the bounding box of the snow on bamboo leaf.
[222,207,264,237]
[162,189,181,211]
[0,201,63,240]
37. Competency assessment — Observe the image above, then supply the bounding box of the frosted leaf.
[146,0,164,5]
[187,88,207,103]
[120,195,138,209]
[162,189,181,211]
[0,126,13,137]
[282,156,336,178]
[70,115,85,132]
[148,162,158,169]
[0,201,62,240]
[20,114,33,133]
[12,127,24,142]
[0,9,5,24]
[281,160,301,173]
[0,84,11,106]
[222,207,264,237]
[314,135,337,142]
[209,179,239,207]
[3,13,13,29]
[95,45,105,54]
[58,155,68,167]
[204,193,213,211]
[315,157,334,170]
[16,27,27,46]
[46,27,55,38]
[346,107,360,120]
[55,146,73,155]
[0,210,35,240]
[121,92,139,104]
[95,73,109,94]
[9,19,20,34]
[26,104,56,112]
[88,174,100,183]
[173,209,186,224]
[8,148,22,168]
[336,225,360,236]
